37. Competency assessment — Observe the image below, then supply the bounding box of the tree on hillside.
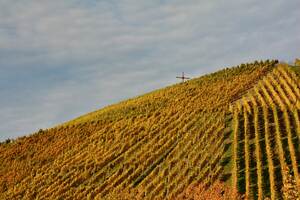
[295,58,300,66]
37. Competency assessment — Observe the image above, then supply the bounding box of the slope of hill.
[231,64,300,199]
[0,59,299,199]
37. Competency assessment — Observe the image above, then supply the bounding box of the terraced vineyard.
[0,59,299,199]
[232,64,300,199]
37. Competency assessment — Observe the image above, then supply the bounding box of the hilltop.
[1,59,300,200]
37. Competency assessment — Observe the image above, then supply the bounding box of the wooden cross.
[176,72,190,82]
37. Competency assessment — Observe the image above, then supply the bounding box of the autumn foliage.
[105,181,242,200]
[1,60,300,199]
[177,181,243,200]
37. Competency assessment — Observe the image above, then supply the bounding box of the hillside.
[1,60,300,200]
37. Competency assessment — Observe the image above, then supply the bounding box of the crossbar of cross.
[176,72,190,82]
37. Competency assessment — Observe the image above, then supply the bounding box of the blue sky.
[0,0,299,141]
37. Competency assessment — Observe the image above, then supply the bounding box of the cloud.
[0,0,299,141]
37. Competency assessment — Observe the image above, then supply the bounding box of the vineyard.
[0,60,299,199]
[231,64,300,200]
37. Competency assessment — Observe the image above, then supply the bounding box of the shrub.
[176,181,243,200]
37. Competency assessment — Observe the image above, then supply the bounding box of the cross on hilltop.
[176,72,190,82]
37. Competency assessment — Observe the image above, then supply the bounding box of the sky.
[0,0,299,141]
